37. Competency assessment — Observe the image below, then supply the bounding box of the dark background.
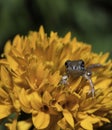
[0,0,112,57]
[0,0,112,129]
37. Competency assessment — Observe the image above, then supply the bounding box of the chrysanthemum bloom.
[0,26,112,130]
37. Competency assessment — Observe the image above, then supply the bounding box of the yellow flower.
[0,26,112,130]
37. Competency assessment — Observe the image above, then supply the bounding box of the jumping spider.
[60,59,103,97]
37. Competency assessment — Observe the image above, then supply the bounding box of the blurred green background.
[0,0,112,129]
[0,0,112,57]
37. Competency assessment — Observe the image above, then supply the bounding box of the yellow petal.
[98,117,110,123]
[0,66,12,88]
[57,118,68,129]
[69,77,82,93]
[62,32,71,44]
[0,105,12,119]
[17,119,32,130]
[4,41,11,55]
[32,111,50,129]
[49,32,58,44]
[19,89,32,113]
[53,102,63,112]
[85,108,99,114]
[49,71,61,86]
[80,116,100,130]
[5,118,17,130]
[95,79,111,90]
[7,55,18,71]
[25,77,36,89]
[13,35,22,51]
[100,53,109,64]
[30,92,42,110]
[80,119,93,130]
[0,87,9,98]
[42,91,52,105]
[11,48,24,59]
[77,112,88,120]
[39,26,45,40]
[63,109,74,128]
[57,93,66,102]
[0,59,9,65]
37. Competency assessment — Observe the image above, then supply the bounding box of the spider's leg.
[87,64,103,70]
[59,75,69,85]
[83,72,95,97]
[87,78,95,97]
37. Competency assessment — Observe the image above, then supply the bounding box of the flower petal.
[5,118,17,130]
[80,116,100,130]
[57,118,68,129]
[32,111,50,129]
[0,66,12,88]
[7,55,18,71]
[48,71,61,86]
[42,91,52,105]
[39,26,45,40]
[17,119,32,130]
[30,92,42,110]
[63,109,74,128]
[80,119,93,130]
[95,79,111,90]
[62,32,71,44]
[0,105,12,119]
[19,89,32,113]
[0,87,9,98]
[69,77,82,93]
[4,41,11,55]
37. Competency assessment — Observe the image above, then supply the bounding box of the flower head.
[0,26,112,130]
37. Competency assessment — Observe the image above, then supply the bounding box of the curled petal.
[80,116,100,130]
[30,92,42,110]
[42,91,52,105]
[32,111,50,129]
[19,89,32,113]
[80,119,93,130]
[57,118,68,129]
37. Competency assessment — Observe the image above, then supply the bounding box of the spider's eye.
[65,60,71,68]
[65,61,69,68]
[79,60,85,67]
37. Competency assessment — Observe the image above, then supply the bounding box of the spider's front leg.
[59,75,69,86]
[87,63,104,70]
[83,70,95,97]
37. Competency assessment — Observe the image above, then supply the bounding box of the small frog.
[60,59,102,97]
